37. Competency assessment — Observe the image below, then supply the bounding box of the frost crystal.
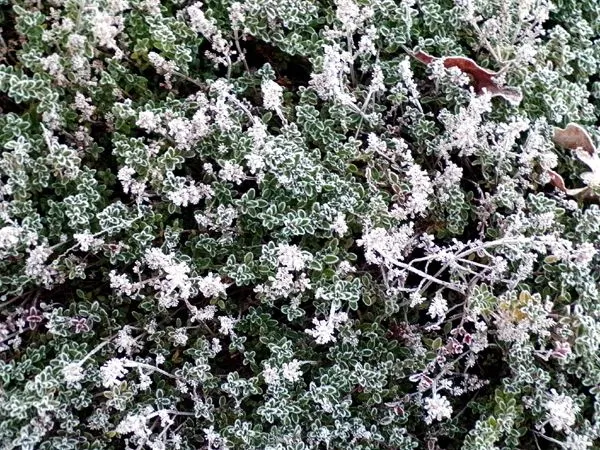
[544,389,579,432]
[62,363,84,385]
[100,358,128,388]
[424,393,453,424]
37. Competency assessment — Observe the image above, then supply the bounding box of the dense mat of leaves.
[1,0,600,449]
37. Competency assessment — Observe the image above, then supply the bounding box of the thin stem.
[416,236,536,294]
[387,258,466,293]
[146,410,196,419]
[233,29,250,73]
[533,431,565,448]
[0,29,6,52]
[0,290,35,311]
[80,338,114,365]
[172,70,204,89]
[347,33,357,87]
[469,20,503,64]
[123,360,181,381]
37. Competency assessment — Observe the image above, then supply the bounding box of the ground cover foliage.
[1,0,600,448]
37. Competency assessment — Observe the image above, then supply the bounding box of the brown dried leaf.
[547,169,589,197]
[547,169,566,192]
[413,50,435,65]
[553,123,596,155]
[413,50,522,106]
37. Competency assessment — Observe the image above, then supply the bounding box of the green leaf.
[323,254,339,264]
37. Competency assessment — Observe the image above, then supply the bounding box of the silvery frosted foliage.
[0,0,599,448]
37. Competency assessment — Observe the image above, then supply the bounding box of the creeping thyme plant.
[2,0,600,448]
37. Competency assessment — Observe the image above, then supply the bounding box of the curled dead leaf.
[547,169,588,196]
[549,123,600,198]
[553,123,596,155]
[412,50,522,106]
[547,169,566,192]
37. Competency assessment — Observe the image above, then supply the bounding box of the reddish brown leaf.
[547,123,600,197]
[547,169,589,197]
[413,50,435,65]
[553,123,596,155]
[547,170,567,192]
[413,50,522,105]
